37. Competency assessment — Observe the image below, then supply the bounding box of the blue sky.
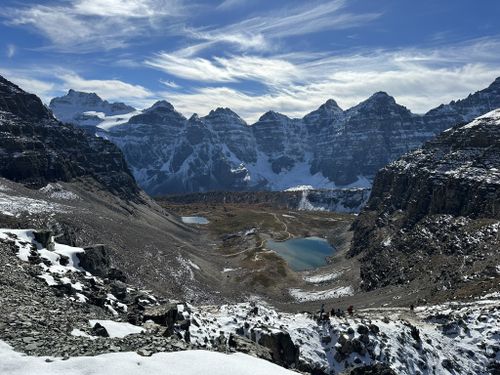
[1,0,500,122]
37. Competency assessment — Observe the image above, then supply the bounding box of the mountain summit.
[49,90,135,127]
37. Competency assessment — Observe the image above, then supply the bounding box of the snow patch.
[0,340,296,375]
[303,271,344,284]
[88,320,145,338]
[289,286,354,302]
[39,184,80,200]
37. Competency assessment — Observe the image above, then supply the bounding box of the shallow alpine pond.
[266,236,335,271]
[181,216,209,224]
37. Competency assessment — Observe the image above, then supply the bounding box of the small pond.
[266,236,335,271]
[181,216,209,225]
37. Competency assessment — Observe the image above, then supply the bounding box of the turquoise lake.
[266,236,335,271]
[181,216,209,224]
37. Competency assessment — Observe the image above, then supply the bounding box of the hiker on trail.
[410,304,415,312]
[347,305,354,316]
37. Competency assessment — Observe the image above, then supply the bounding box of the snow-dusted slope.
[188,298,500,375]
[50,77,500,196]
[49,90,137,129]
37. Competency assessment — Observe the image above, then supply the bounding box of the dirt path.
[269,212,292,240]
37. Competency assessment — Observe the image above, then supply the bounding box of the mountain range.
[49,78,500,196]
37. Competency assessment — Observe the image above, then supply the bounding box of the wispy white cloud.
[6,44,16,58]
[73,0,184,18]
[4,0,185,52]
[160,79,180,88]
[59,72,153,100]
[156,38,500,122]
[181,0,381,54]
[146,53,299,84]
[217,0,248,10]
[0,67,155,108]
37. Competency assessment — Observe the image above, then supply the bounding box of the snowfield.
[0,341,297,375]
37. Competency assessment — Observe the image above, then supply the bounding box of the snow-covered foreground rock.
[189,298,500,374]
[0,342,297,375]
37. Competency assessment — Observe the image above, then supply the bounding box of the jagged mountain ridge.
[350,108,500,294]
[0,75,140,201]
[49,77,500,195]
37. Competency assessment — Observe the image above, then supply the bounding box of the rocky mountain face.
[50,77,500,196]
[0,76,140,201]
[350,109,500,295]
[49,89,136,128]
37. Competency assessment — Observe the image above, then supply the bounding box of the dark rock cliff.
[0,75,141,201]
[350,109,500,294]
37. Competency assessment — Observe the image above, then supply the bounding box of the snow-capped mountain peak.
[49,90,135,127]
[146,100,175,112]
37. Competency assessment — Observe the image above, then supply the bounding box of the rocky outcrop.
[0,76,141,201]
[76,245,126,281]
[348,364,397,375]
[253,328,299,368]
[51,77,500,195]
[350,109,500,293]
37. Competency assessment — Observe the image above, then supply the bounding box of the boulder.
[91,323,109,337]
[348,363,397,375]
[109,280,128,300]
[227,334,273,362]
[256,328,299,368]
[143,304,179,335]
[77,245,111,277]
[33,230,54,251]
[108,268,127,282]
[357,324,369,335]
[77,245,126,281]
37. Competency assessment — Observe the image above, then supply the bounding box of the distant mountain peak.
[258,110,289,122]
[49,89,135,126]
[66,89,99,98]
[368,91,395,102]
[348,91,400,114]
[147,100,175,112]
[321,98,342,109]
[207,107,241,118]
